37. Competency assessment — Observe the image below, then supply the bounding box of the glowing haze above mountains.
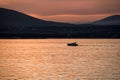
[0,0,120,23]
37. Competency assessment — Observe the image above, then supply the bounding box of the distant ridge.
[0,8,73,27]
[93,15,120,25]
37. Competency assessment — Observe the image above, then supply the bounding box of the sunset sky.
[0,0,120,23]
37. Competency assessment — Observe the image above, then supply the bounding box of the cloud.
[28,13,112,23]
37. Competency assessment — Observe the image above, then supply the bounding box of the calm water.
[0,39,120,80]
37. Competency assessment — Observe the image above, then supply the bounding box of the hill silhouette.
[93,15,120,25]
[0,8,120,38]
[0,8,73,27]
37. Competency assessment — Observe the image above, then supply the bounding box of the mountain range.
[0,8,120,38]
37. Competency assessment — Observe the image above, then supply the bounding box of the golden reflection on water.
[0,39,120,80]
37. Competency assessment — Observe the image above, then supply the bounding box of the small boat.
[67,42,78,46]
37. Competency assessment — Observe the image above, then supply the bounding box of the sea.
[0,39,120,80]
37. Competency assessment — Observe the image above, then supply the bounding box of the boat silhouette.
[67,42,78,46]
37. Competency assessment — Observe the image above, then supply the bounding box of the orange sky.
[0,0,120,23]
